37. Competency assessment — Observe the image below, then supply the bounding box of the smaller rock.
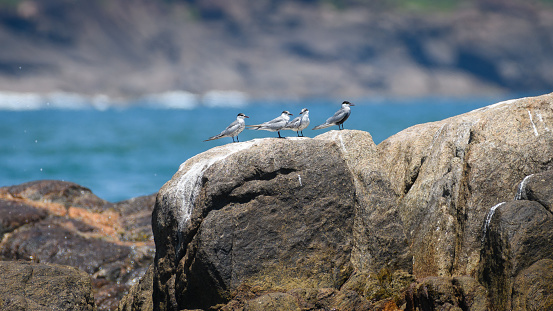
[0,260,96,311]
[480,200,553,309]
[512,259,553,310]
[1,180,111,211]
[516,170,553,213]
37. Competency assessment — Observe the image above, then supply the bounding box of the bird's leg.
[232,136,236,143]
[278,131,283,138]
[297,131,300,137]
[236,136,240,143]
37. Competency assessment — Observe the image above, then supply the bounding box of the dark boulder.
[153,137,357,310]
[0,261,96,311]
[511,259,553,310]
[479,199,553,310]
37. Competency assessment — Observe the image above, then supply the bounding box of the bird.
[204,113,249,143]
[312,101,355,130]
[283,108,310,137]
[247,110,293,138]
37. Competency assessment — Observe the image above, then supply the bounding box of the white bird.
[312,101,355,130]
[247,110,293,138]
[204,113,249,143]
[283,108,310,137]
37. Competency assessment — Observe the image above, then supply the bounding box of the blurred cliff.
[0,0,552,99]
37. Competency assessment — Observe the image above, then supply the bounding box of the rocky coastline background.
[1,0,553,99]
[2,92,553,310]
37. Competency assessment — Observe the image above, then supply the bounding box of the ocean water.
[0,94,522,202]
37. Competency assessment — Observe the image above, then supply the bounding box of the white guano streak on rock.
[298,174,303,187]
[536,112,550,132]
[175,141,255,234]
[528,110,539,137]
[482,202,505,243]
[333,131,346,152]
[515,174,534,200]
[470,98,519,113]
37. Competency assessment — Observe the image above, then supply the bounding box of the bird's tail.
[312,123,332,130]
[246,125,262,130]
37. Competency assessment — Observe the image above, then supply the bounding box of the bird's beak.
[245,116,250,118]
[349,102,355,106]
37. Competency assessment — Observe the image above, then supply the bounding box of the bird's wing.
[247,116,281,128]
[264,116,286,126]
[221,120,241,135]
[284,117,301,129]
[325,108,348,125]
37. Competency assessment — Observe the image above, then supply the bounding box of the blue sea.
[0,93,528,202]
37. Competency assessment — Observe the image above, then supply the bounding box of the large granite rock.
[0,180,156,311]
[142,93,553,310]
[0,261,96,310]
[373,93,553,278]
[153,138,358,310]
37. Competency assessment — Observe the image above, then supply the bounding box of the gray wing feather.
[221,120,242,136]
[205,119,243,141]
[313,107,349,130]
[283,116,301,130]
[326,108,349,124]
[248,116,287,131]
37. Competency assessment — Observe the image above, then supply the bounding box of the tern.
[283,108,310,137]
[204,113,249,143]
[312,101,355,130]
[247,110,293,138]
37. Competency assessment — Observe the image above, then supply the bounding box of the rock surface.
[146,92,553,310]
[0,261,96,311]
[153,138,358,310]
[405,276,488,311]
[0,180,156,311]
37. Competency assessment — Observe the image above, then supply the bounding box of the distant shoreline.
[0,1,552,98]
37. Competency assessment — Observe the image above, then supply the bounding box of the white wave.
[139,91,199,109]
[0,92,44,110]
[0,89,250,110]
[0,91,126,110]
[202,90,249,108]
[44,92,91,109]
